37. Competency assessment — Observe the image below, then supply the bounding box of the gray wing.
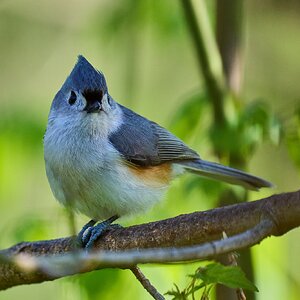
[108,105,200,166]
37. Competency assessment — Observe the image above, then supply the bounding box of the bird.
[44,55,272,249]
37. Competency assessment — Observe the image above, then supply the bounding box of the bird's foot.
[77,215,119,250]
[76,219,96,247]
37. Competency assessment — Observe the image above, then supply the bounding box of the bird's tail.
[179,159,273,190]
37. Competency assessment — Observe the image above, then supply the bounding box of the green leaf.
[286,136,300,168]
[209,100,283,161]
[269,116,282,145]
[186,282,206,296]
[183,176,224,204]
[285,105,300,169]
[240,100,282,146]
[192,263,258,292]
[170,93,210,140]
[165,284,189,300]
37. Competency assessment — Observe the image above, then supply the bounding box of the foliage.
[166,262,258,300]
[171,93,282,165]
[209,99,282,166]
[285,105,300,169]
[170,92,210,141]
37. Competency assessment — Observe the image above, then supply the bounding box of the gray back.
[109,105,200,166]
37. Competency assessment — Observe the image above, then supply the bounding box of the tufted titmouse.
[44,56,272,248]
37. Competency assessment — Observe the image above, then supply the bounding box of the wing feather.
[108,105,199,166]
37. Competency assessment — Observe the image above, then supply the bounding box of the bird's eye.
[68,91,77,105]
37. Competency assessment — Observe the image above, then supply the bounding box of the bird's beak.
[84,101,102,113]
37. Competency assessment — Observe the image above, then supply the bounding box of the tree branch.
[0,190,299,291]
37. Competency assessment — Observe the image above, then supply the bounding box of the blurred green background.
[0,0,300,299]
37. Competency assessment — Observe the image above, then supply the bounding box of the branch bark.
[0,190,299,291]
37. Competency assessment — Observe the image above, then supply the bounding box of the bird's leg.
[80,215,119,250]
[76,219,97,247]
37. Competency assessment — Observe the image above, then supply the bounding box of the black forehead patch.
[83,89,103,103]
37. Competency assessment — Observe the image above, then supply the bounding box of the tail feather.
[179,159,273,191]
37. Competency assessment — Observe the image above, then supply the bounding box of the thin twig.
[222,232,247,300]
[236,288,247,300]
[130,266,165,300]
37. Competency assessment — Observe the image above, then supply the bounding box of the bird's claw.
[77,216,119,250]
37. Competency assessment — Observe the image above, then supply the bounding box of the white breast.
[44,110,170,221]
[45,141,169,220]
